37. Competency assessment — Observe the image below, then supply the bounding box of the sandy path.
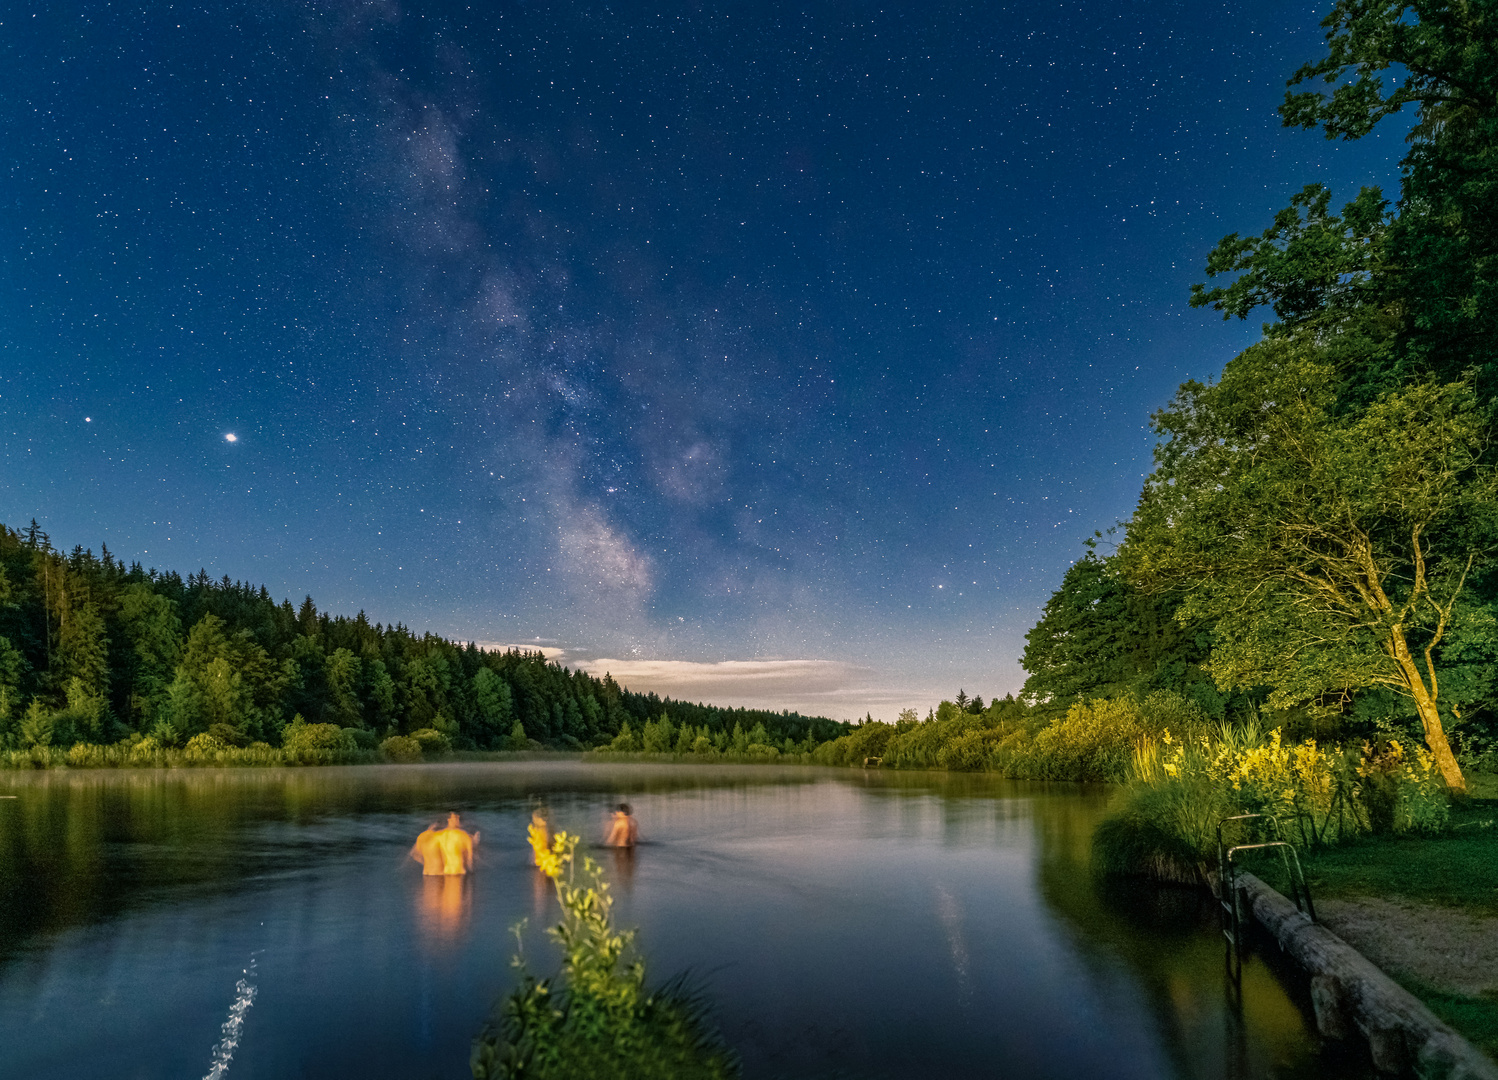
[1317,897,1498,998]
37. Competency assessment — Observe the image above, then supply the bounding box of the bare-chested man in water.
[410,813,480,875]
[604,803,639,848]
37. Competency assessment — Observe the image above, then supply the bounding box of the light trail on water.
[202,952,260,1080]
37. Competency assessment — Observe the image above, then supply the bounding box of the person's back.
[410,825,444,875]
[604,803,638,848]
[436,827,474,875]
[430,812,479,875]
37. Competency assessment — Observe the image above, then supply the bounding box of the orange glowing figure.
[410,812,479,875]
[527,809,553,869]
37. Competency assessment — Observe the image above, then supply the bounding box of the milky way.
[0,0,1404,717]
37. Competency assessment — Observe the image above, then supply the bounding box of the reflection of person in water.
[411,813,479,875]
[604,803,639,848]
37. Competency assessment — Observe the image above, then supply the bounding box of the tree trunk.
[1388,627,1467,793]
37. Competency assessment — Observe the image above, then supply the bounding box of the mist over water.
[0,763,1372,1079]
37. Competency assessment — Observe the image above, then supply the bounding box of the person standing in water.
[604,803,639,848]
[411,813,479,875]
[527,808,552,867]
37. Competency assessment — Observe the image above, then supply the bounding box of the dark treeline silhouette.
[0,522,844,753]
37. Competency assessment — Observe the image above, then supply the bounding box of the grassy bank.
[1091,720,1497,1060]
[1250,792,1498,1060]
[1274,783,1498,915]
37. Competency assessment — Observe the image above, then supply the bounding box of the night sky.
[2,0,1403,719]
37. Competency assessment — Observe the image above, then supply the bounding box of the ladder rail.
[1216,813,1317,984]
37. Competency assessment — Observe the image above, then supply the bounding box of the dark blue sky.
[1,0,1402,717]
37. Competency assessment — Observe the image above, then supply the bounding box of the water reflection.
[607,845,636,892]
[0,763,1373,1080]
[418,874,472,944]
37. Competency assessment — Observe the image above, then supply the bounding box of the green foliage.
[281,718,356,753]
[1095,722,1457,881]
[3,739,376,769]
[409,727,453,756]
[1279,0,1498,389]
[809,692,1212,783]
[1190,183,1392,330]
[380,735,423,763]
[1020,548,1219,715]
[1008,0,1498,798]
[472,833,737,1080]
[592,713,825,764]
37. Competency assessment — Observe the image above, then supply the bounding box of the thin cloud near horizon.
[455,643,963,720]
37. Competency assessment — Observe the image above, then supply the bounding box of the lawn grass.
[1398,978,1498,1062]
[1287,793,1498,917]
[1248,779,1498,1062]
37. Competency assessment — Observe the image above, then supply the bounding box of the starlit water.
[0,763,1373,1079]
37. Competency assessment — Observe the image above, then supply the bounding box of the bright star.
[225,433,238,443]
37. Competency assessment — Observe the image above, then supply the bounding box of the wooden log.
[1233,872,1498,1080]
[1311,973,1352,1041]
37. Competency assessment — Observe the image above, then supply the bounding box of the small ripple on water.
[202,953,260,1080]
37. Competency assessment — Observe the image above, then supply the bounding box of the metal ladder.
[1217,813,1316,982]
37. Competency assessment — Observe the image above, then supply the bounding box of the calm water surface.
[0,762,1371,1080]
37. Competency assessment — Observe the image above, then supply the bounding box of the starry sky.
[1,0,1404,719]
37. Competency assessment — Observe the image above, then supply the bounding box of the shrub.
[184,732,226,757]
[131,736,162,762]
[282,720,354,753]
[409,728,451,756]
[380,735,423,762]
[472,831,737,1080]
[1013,697,1146,782]
[345,727,379,751]
[935,729,994,772]
[1092,785,1214,885]
[207,723,250,748]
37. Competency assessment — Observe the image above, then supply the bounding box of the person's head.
[447,812,461,828]
[618,803,631,815]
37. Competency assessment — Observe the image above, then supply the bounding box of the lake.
[0,762,1372,1079]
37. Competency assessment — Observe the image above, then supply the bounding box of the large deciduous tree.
[1280,0,1498,392]
[1124,340,1495,790]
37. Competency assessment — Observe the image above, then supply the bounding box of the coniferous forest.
[0,521,844,758]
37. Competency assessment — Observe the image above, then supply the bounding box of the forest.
[0,521,845,759]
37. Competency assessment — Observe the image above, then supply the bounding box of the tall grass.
[1094,723,1452,881]
[1,740,380,769]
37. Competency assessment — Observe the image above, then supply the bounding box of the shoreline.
[1231,872,1498,1077]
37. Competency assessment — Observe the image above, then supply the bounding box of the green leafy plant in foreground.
[471,831,737,1080]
